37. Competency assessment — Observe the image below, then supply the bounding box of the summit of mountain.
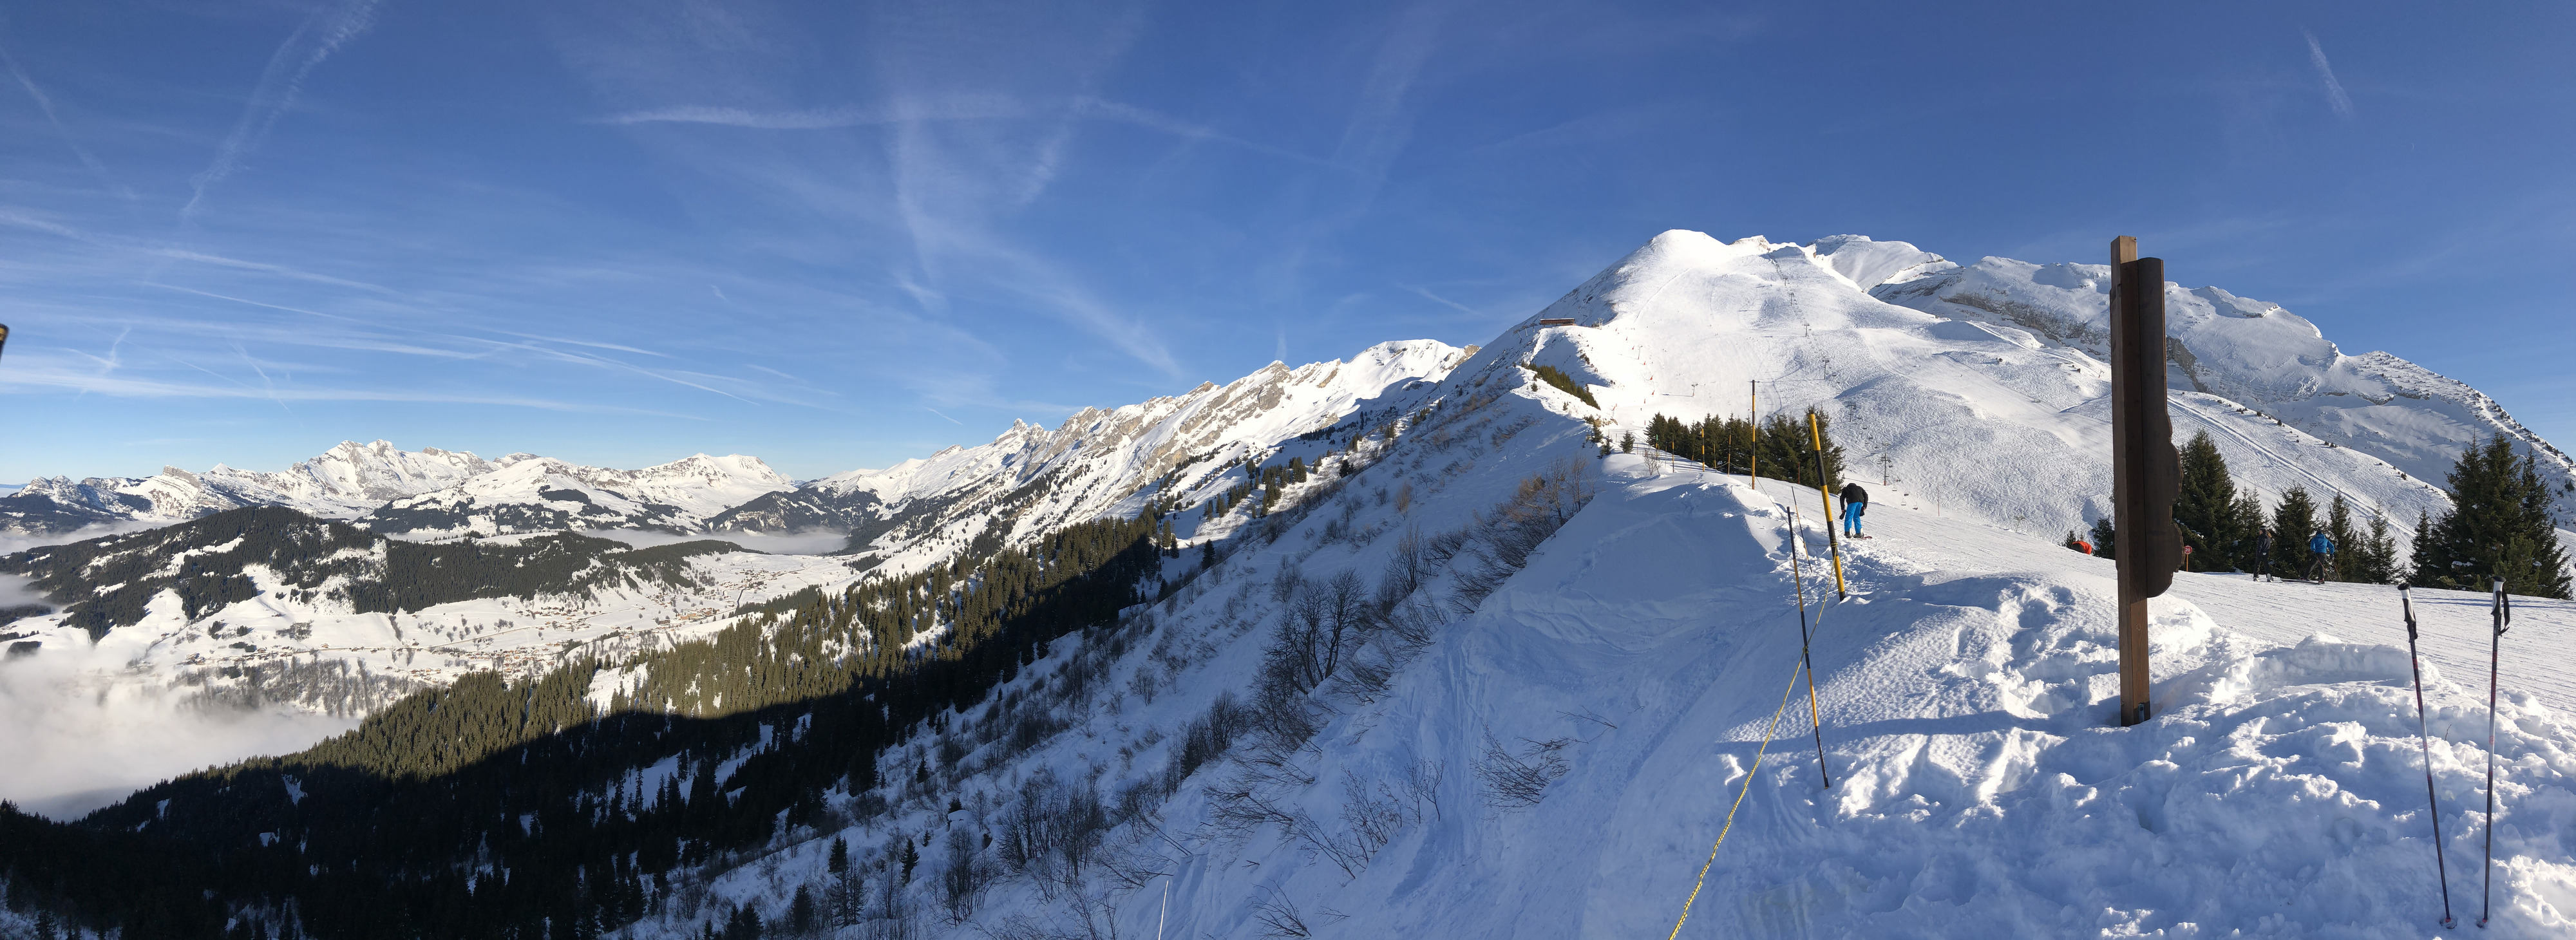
[1496,229,2571,545]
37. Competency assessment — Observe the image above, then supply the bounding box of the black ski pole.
[2400,585,2457,928]
[1785,504,1831,788]
[2479,576,2513,928]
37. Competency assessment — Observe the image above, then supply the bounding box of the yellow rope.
[1665,654,1810,939]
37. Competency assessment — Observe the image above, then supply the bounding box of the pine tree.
[2324,495,2360,583]
[2175,431,2246,570]
[787,885,815,935]
[2090,516,2117,561]
[2356,513,2400,584]
[2413,436,2573,597]
[2270,487,2319,579]
[2226,493,2266,571]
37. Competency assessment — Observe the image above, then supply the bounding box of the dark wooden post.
[2108,236,2181,727]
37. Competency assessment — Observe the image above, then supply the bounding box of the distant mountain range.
[0,442,795,540]
[8,235,2569,563]
[1,340,1482,569]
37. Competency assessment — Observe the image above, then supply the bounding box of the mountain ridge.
[6,229,2576,939]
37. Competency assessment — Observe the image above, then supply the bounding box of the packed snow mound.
[363,453,793,538]
[0,440,495,534]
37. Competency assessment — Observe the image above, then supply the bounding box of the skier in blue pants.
[1840,482,1868,538]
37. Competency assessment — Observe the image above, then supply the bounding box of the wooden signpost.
[2108,236,2182,727]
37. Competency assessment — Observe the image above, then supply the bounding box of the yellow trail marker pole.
[1809,411,1848,599]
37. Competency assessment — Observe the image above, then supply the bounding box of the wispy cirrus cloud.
[600,94,1332,168]
[0,207,392,292]
[182,0,383,222]
[0,353,706,418]
[2302,29,2356,119]
[0,36,131,202]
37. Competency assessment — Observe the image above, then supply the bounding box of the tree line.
[1643,409,1846,489]
[2078,430,2568,597]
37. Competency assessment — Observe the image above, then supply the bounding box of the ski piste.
[2481,577,2514,928]
[2400,585,2458,929]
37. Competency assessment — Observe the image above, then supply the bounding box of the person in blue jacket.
[2306,530,2336,583]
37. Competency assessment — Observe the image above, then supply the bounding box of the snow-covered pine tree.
[2412,435,2573,597]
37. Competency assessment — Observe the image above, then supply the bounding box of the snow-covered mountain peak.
[707,339,1475,569]
[1467,228,2572,547]
[361,451,795,538]
[1,441,500,535]
[1810,232,1956,290]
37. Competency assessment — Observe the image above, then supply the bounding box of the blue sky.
[1,1,2569,482]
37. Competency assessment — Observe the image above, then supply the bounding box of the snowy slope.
[648,356,2575,939]
[1105,460,2576,937]
[0,440,494,534]
[712,339,1474,569]
[361,453,794,537]
[609,231,2576,939]
[1847,236,2576,524]
[1510,230,2551,552]
[639,350,2555,937]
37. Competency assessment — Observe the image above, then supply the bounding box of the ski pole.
[2479,576,2512,928]
[1785,503,1830,788]
[2400,585,2456,929]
